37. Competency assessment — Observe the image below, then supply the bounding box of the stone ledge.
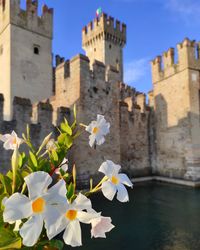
[132,176,200,187]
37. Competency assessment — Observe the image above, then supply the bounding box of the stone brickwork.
[0,0,53,120]
[151,38,200,181]
[1,1,200,185]
[0,95,68,173]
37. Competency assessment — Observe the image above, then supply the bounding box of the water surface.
[66,182,200,250]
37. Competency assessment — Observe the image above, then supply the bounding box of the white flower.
[86,115,110,147]
[0,131,23,150]
[13,220,22,232]
[91,216,115,238]
[46,138,57,151]
[47,193,100,247]
[55,158,68,175]
[3,171,67,247]
[99,160,133,202]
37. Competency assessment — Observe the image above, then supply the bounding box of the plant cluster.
[0,111,133,249]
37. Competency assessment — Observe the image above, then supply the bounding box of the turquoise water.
[66,182,200,250]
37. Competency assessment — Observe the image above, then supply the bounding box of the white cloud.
[124,58,149,84]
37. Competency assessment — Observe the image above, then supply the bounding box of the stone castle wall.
[0,53,150,186]
[151,38,200,181]
[0,0,53,120]
[0,94,72,174]
[50,54,150,184]
[1,1,200,184]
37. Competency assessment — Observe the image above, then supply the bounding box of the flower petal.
[116,183,129,202]
[3,140,14,150]
[118,173,133,187]
[44,206,66,240]
[91,216,115,238]
[25,171,52,200]
[101,181,116,201]
[61,158,68,172]
[20,215,43,247]
[99,160,121,178]
[0,134,10,143]
[3,193,32,223]
[95,134,105,146]
[89,134,96,147]
[44,179,67,205]
[77,211,100,224]
[74,193,92,211]
[86,121,97,134]
[63,220,82,247]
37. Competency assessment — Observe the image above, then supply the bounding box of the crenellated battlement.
[151,38,200,83]
[0,95,69,133]
[55,54,121,83]
[0,0,53,38]
[82,13,126,48]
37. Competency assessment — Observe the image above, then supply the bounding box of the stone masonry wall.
[151,38,200,181]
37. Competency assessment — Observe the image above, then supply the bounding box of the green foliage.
[0,226,22,249]
[31,239,64,250]
[67,182,75,200]
[29,151,38,168]
[0,107,92,249]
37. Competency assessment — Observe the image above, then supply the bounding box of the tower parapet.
[151,38,200,84]
[82,13,126,48]
[0,0,53,38]
[82,13,126,82]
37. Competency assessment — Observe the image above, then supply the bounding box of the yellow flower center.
[65,209,77,221]
[92,127,99,134]
[12,137,17,145]
[32,197,46,213]
[111,176,119,185]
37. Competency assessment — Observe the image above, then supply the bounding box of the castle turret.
[0,0,53,120]
[151,38,200,181]
[82,13,126,81]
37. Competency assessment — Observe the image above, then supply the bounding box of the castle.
[0,0,200,186]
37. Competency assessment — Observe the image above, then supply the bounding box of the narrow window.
[2,0,5,11]
[116,58,120,70]
[33,45,40,55]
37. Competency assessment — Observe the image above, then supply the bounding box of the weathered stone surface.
[1,2,200,185]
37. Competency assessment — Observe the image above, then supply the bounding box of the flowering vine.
[0,110,133,249]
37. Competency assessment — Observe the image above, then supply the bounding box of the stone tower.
[0,0,53,120]
[82,13,126,81]
[151,38,200,181]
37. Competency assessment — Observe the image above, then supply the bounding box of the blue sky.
[21,0,200,93]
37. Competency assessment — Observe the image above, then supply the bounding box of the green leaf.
[36,239,64,250]
[72,130,82,140]
[0,194,7,211]
[29,151,38,168]
[0,227,22,249]
[67,182,74,200]
[18,152,27,168]
[57,134,73,149]
[52,150,58,162]
[73,104,77,121]
[49,239,64,249]
[11,148,20,193]
[71,104,77,130]
[60,119,72,136]
[0,174,12,195]
[37,132,53,156]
